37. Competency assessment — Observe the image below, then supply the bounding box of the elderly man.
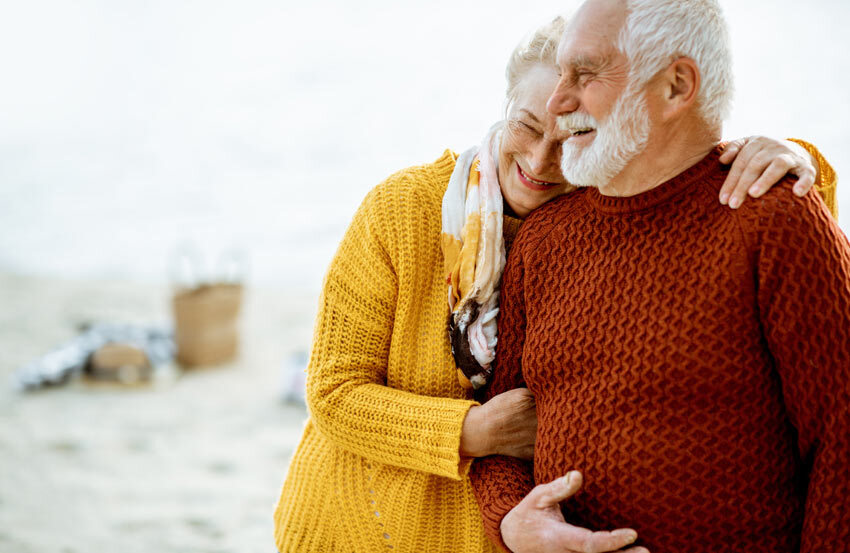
[469,0,850,552]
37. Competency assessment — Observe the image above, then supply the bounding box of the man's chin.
[560,151,600,188]
[560,134,641,189]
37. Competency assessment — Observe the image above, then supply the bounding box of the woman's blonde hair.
[504,16,568,114]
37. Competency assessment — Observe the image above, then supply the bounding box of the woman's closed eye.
[511,120,543,137]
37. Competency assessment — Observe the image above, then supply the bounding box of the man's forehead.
[556,36,619,69]
[558,0,627,65]
[574,0,628,23]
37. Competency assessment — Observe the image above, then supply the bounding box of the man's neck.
[598,127,721,197]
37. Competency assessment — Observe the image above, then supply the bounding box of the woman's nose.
[528,142,557,176]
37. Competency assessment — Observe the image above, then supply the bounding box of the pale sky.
[0,0,847,287]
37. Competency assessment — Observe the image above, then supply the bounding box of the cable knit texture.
[274,142,836,552]
[273,150,521,553]
[470,146,849,552]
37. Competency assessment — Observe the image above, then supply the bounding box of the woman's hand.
[460,388,537,459]
[718,136,819,209]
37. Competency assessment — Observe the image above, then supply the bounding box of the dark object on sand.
[12,323,174,391]
[87,343,153,384]
[280,350,308,406]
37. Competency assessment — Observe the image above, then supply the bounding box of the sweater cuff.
[787,138,838,219]
[368,391,480,481]
[487,494,526,552]
[445,399,479,480]
[470,439,536,549]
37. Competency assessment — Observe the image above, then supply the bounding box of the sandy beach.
[0,272,316,553]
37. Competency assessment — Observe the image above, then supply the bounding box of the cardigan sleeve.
[747,181,850,550]
[305,175,479,481]
[787,138,838,219]
[469,231,537,550]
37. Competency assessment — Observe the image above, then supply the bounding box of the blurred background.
[0,0,847,552]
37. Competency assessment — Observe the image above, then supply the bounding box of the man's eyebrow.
[569,54,608,71]
[517,109,541,123]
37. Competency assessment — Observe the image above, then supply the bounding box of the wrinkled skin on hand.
[501,472,651,553]
[719,136,818,209]
[460,388,537,459]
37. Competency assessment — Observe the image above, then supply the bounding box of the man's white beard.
[558,81,651,188]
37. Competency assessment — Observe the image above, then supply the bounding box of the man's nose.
[547,78,579,117]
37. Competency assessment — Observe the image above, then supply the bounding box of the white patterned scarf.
[441,125,505,390]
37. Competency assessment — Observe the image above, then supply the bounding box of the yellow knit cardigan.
[274,144,837,553]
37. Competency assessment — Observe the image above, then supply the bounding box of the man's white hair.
[616,0,734,127]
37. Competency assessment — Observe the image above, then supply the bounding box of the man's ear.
[660,57,700,120]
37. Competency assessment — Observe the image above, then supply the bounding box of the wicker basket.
[172,283,243,367]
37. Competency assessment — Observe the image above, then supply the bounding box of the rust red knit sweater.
[470,148,850,552]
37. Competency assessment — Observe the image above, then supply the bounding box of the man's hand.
[501,471,649,553]
[719,136,818,209]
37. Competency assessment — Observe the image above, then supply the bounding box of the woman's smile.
[516,163,561,191]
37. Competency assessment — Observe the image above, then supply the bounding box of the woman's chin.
[523,189,563,213]
[510,197,548,218]
[503,180,565,218]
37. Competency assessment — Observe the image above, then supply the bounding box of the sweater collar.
[582,145,725,214]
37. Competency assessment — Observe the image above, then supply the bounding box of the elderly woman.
[273,16,837,553]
